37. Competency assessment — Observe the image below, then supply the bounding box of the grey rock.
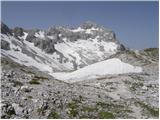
[34,38,56,54]
[1,40,10,50]
[1,102,16,118]
[25,29,40,42]
[21,86,32,92]
[12,103,23,115]
[117,44,126,51]
[81,21,99,29]
[25,34,36,42]
[13,27,24,37]
[47,27,61,35]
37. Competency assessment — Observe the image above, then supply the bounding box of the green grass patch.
[96,102,112,108]
[67,102,79,109]
[48,111,60,119]
[67,101,79,118]
[68,108,78,118]
[27,96,33,99]
[12,80,23,86]
[29,79,40,84]
[34,76,48,80]
[98,111,115,119]
[81,106,97,112]
[29,75,48,84]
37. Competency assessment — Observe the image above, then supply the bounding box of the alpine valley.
[1,21,159,119]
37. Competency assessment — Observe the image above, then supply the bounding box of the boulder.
[1,40,10,50]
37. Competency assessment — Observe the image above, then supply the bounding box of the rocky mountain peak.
[1,21,126,71]
[80,21,100,29]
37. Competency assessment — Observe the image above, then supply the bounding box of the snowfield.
[51,58,143,83]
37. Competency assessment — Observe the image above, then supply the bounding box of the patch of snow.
[47,35,56,39]
[71,27,85,32]
[1,34,22,52]
[1,34,74,72]
[58,34,62,37]
[18,32,28,40]
[51,58,142,83]
[85,27,99,34]
[55,36,118,68]
[35,31,45,39]
[72,27,99,34]
[2,49,53,72]
[22,40,72,70]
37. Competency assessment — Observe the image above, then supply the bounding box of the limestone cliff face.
[1,22,125,72]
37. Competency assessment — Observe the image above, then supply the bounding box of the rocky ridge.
[1,22,125,72]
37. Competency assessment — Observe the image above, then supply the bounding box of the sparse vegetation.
[143,48,159,61]
[34,76,48,81]
[137,101,159,117]
[1,105,16,119]
[126,50,138,58]
[129,75,144,81]
[29,75,48,84]
[81,106,97,112]
[67,101,79,118]
[67,101,79,110]
[37,108,43,113]
[68,108,79,118]
[48,111,60,119]
[1,59,9,65]
[12,80,23,86]
[20,69,35,74]
[27,96,32,99]
[98,111,115,119]
[130,82,143,91]
[29,79,40,84]
[144,48,158,55]
[79,95,83,101]
[96,102,111,108]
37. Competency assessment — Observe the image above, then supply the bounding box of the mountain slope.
[1,50,158,119]
[1,22,125,72]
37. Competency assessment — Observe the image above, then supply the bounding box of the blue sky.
[1,1,159,49]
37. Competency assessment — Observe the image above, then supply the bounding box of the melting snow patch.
[51,58,142,83]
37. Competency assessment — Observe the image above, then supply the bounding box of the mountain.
[1,22,159,119]
[1,22,126,72]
